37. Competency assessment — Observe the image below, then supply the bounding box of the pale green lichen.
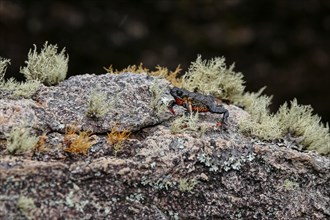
[171,112,206,136]
[0,57,10,81]
[6,125,39,155]
[17,196,36,220]
[0,57,40,99]
[86,88,114,119]
[277,179,299,191]
[20,41,69,85]
[238,93,282,140]
[0,78,40,99]
[178,178,198,193]
[276,99,330,154]
[12,80,41,98]
[182,55,245,102]
[177,55,330,155]
[149,79,167,114]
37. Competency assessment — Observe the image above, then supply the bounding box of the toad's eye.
[177,90,183,96]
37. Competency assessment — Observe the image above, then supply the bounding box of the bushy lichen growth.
[20,41,69,85]
[238,93,282,140]
[178,178,198,193]
[170,112,207,136]
[0,57,40,99]
[180,56,329,154]
[6,125,39,155]
[0,57,10,81]
[276,99,330,154]
[0,78,41,99]
[17,196,36,220]
[181,55,245,102]
[86,88,114,119]
[149,79,167,114]
[277,179,299,191]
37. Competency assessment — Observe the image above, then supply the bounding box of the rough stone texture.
[0,73,329,219]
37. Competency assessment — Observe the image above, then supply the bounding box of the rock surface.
[0,73,329,219]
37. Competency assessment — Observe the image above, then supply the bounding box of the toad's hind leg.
[208,104,229,124]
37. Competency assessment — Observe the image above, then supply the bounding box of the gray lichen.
[20,41,69,85]
[6,125,39,155]
[0,57,10,81]
[86,88,114,119]
[182,55,245,102]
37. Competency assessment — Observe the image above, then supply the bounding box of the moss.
[150,65,182,87]
[6,125,39,155]
[107,127,130,156]
[86,88,114,119]
[0,57,10,81]
[106,63,182,87]
[20,41,69,85]
[63,126,95,155]
[105,63,149,74]
[181,55,245,102]
[276,99,330,154]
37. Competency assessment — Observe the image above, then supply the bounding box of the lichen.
[6,125,39,155]
[178,178,198,193]
[0,57,10,81]
[86,88,114,119]
[197,145,256,172]
[149,79,167,115]
[20,41,69,85]
[276,99,330,154]
[0,78,40,99]
[170,112,206,136]
[17,196,36,220]
[238,93,282,140]
[277,179,299,191]
[181,55,245,102]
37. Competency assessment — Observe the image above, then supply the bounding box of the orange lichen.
[63,125,94,155]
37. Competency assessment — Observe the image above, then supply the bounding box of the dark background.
[1,0,330,122]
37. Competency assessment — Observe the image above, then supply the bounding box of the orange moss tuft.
[34,133,48,152]
[104,63,148,74]
[107,127,130,156]
[105,63,182,87]
[107,127,130,145]
[63,125,94,155]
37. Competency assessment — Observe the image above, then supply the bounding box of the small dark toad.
[168,87,229,127]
